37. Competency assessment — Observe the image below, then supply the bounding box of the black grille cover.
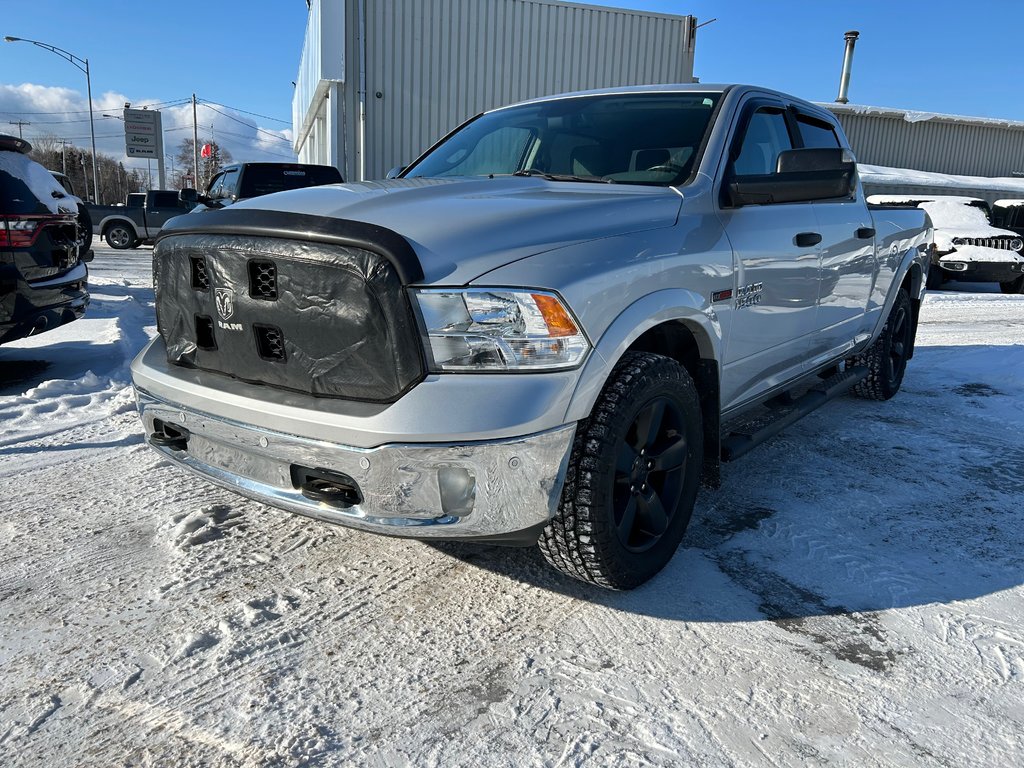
[155,225,425,403]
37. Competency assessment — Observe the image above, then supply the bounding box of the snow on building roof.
[824,102,1024,131]
[859,164,1024,195]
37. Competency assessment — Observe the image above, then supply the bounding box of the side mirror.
[178,188,198,206]
[385,166,407,180]
[729,148,856,207]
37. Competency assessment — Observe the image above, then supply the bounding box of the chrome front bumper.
[136,389,576,540]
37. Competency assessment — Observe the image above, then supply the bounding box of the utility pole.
[192,93,199,190]
[57,138,71,174]
[8,119,30,138]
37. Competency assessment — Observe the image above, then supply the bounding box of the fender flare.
[563,288,722,423]
[863,243,928,353]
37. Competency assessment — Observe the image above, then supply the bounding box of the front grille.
[248,260,277,300]
[191,257,210,290]
[155,229,426,402]
[254,324,286,361]
[961,237,1019,250]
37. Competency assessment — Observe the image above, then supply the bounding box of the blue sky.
[2,0,1022,168]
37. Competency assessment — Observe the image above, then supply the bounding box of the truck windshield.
[405,92,721,187]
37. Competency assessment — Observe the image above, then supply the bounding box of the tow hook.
[151,419,190,451]
[291,465,363,508]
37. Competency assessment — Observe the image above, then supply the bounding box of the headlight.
[1011,238,1023,252]
[413,288,589,371]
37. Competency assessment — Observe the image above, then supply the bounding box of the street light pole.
[4,35,100,203]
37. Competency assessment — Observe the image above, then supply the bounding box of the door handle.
[856,227,876,239]
[794,232,822,247]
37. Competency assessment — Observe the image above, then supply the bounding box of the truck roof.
[495,83,835,126]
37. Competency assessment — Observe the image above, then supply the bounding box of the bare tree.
[176,138,233,191]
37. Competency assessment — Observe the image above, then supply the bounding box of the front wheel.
[999,275,1024,294]
[848,288,914,401]
[539,352,703,590]
[104,223,135,250]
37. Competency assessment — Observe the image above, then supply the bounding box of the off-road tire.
[848,288,914,401]
[539,351,703,590]
[104,223,135,250]
[999,275,1024,294]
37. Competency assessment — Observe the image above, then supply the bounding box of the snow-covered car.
[869,195,1024,293]
[0,134,89,344]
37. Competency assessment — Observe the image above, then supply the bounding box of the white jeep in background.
[870,195,1024,293]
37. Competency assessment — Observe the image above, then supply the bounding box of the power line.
[198,99,291,125]
[199,103,292,143]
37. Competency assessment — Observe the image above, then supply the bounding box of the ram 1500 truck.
[89,190,197,249]
[131,84,932,589]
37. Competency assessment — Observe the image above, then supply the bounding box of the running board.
[720,365,868,462]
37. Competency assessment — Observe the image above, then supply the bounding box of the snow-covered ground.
[1,246,1022,767]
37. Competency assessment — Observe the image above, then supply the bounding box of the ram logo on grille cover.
[215,288,235,321]
[214,288,243,331]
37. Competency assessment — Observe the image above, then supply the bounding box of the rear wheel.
[104,223,135,249]
[539,352,703,590]
[848,288,914,401]
[999,275,1024,294]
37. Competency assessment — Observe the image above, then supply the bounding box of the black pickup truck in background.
[87,190,197,250]
[180,162,343,210]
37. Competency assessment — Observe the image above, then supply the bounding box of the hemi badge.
[712,289,733,303]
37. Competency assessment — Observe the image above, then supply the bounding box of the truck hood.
[228,177,682,284]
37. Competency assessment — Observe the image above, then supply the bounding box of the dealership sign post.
[123,108,165,189]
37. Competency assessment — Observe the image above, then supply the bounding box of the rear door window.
[796,114,841,149]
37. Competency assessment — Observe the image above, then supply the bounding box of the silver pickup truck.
[131,84,931,589]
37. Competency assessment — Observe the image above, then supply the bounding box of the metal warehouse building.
[826,102,1024,179]
[293,0,697,181]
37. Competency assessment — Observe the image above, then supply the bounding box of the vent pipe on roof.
[835,30,859,104]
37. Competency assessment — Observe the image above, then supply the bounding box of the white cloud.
[0,82,296,174]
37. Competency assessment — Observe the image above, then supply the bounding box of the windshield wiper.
[511,169,615,184]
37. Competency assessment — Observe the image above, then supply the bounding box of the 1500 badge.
[735,281,763,309]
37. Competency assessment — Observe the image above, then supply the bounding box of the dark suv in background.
[1,134,89,345]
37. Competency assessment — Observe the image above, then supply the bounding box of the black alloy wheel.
[613,396,689,553]
[539,351,703,589]
[849,288,914,401]
[884,291,913,392]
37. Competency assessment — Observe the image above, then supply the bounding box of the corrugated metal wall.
[828,108,1024,178]
[327,0,694,180]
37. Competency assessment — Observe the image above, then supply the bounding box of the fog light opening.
[438,466,476,518]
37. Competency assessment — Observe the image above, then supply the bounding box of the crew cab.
[1,134,89,344]
[870,195,1024,293]
[181,162,343,211]
[131,85,931,589]
[88,190,197,249]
